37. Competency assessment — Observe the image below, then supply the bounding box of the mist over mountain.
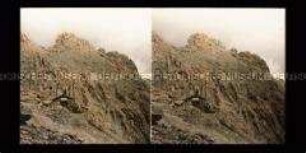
[21,8,152,77]
[152,9,285,75]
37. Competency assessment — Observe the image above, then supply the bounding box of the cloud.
[152,8,285,74]
[21,8,152,75]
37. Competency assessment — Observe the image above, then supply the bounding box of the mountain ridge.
[20,32,150,144]
[151,32,285,144]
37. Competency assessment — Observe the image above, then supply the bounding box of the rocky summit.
[20,33,150,144]
[151,32,285,144]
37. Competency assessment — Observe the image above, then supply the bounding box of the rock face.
[186,33,226,52]
[151,32,285,144]
[20,33,150,144]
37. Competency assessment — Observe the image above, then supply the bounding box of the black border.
[1,0,306,152]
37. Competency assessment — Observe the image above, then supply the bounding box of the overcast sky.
[21,8,152,77]
[21,8,285,77]
[153,8,285,75]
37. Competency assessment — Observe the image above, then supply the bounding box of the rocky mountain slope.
[20,33,150,144]
[151,32,285,144]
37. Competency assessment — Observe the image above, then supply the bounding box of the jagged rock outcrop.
[20,33,150,144]
[186,33,226,52]
[51,32,95,53]
[151,32,285,144]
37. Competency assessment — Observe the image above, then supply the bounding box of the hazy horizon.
[153,8,285,75]
[21,8,285,78]
[21,8,152,77]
